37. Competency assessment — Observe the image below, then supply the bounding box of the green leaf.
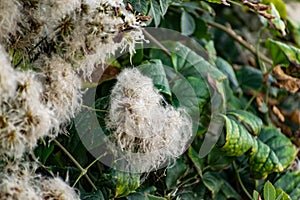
[258,128,297,169]
[265,39,300,67]
[172,77,199,118]
[207,147,233,171]
[149,0,161,27]
[262,0,287,18]
[202,172,224,199]
[188,146,204,177]
[115,172,140,198]
[139,59,171,96]
[236,66,263,90]
[264,181,276,200]
[186,76,210,112]
[274,171,300,200]
[159,0,170,16]
[165,158,187,189]
[204,0,224,5]
[253,190,260,200]
[171,42,226,81]
[276,188,291,200]
[215,57,242,95]
[219,114,255,156]
[226,110,263,136]
[248,138,283,179]
[34,142,54,164]
[127,192,148,200]
[181,11,195,36]
[221,181,242,200]
[218,116,294,179]
[147,194,166,200]
[81,190,105,200]
[269,3,286,36]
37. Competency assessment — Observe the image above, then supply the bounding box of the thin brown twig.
[207,21,273,65]
[142,28,172,57]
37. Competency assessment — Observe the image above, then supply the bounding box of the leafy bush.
[0,0,300,200]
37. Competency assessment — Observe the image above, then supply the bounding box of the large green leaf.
[274,171,300,200]
[115,172,140,198]
[139,59,171,96]
[219,113,296,179]
[149,0,161,27]
[226,110,263,136]
[171,42,226,81]
[219,114,255,156]
[181,11,195,36]
[258,128,297,169]
[248,139,283,179]
[266,39,300,67]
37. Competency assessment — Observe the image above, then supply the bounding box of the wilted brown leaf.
[272,106,285,122]
[273,66,300,93]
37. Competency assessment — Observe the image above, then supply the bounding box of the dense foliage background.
[1,0,300,199]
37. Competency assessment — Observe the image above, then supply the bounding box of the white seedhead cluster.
[0,174,80,200]
[0,0,146,198]
[106,68,193,172]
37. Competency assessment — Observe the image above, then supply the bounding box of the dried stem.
[207,21,273,65]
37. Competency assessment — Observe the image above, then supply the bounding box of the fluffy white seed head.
[106,68,193,172]
[0,71,55,159]
[0,45,17,101]
[0,0,22,43]
[65,0,145,79]
[37,0,81,37]
[0,174,41,200]
[38,56,82,124]
[40,177,80,200]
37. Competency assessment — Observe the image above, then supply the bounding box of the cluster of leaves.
[33,0,300,199]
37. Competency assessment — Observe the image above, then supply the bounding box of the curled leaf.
[273,66,300,93]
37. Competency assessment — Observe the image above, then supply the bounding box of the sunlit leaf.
[264,181,276,200]
[226,110,263,135]
[115,172,140,198]
[275,171,300,200]
[266,39,300,67]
